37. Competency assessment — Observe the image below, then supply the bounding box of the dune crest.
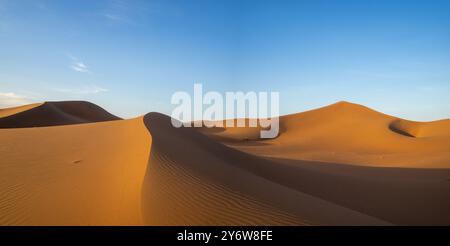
[141,112,388,225]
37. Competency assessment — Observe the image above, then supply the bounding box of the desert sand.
[0,101,121,128]
[0,101,449,225]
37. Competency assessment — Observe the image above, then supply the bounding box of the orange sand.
[0,101,449,225]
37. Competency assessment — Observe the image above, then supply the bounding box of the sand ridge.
[142,112,389,225]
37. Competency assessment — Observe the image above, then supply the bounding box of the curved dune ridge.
[0,101,121,128]
[0,101,449,225]
[141,113,389,225]
[389,118,450,138]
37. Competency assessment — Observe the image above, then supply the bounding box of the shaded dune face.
[142,113,306,225]
[142,113,450,225]
[141,113,390,225]
[197,119,271,142]
[389,119,419,137]
[389,119,450,138]
[0,101,121,128]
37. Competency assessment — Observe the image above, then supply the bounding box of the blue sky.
[1,0,450,120]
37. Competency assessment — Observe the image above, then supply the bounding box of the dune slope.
[141,113,389,225]
[201,101,450,168]
[0,103,43,118]
[0,117,150,225]
[143,113,450,225]
[0,101,121,128]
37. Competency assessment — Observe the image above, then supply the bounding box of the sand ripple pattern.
[142,144,305,225]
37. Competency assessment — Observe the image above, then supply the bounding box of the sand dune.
[142,113,388,225]
[0,116,150,225]
[0,101,449,225]
[201,101,450,168]
[0,101,121,128]
[0,103,43,118]
[389,118,450,138]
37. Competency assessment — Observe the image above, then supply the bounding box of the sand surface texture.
[1,101,449,225]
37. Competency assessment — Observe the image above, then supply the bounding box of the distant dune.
[0,101,121,128]
[0,101,449,225]
[201,101,450,168]
[0,103,44,118]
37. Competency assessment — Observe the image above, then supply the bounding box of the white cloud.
[0,92,33,108]
[53,85,108,95]
[71,62,90,73]
[68,54,91,73]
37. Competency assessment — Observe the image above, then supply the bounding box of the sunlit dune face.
[199,102,450,168]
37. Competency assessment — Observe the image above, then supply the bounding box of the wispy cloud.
[102,0,133,24]
[68,54,91,73]
[100,0,158,24]
[0,92,34,108]
[53,85,108,95]
[71,62,90,73]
